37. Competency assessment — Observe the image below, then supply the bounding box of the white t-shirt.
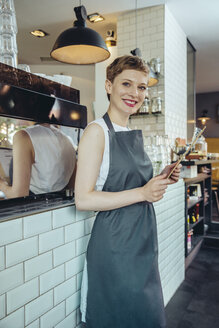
[92,117,130,191]
[24,124,76,194]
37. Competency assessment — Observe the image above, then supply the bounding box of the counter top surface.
[181,159,219,165]
[0,197,75,223]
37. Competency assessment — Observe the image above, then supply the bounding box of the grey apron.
[86,113,166,328]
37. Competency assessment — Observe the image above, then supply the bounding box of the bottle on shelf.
[187,215,190,230]
[151,97,162,114]
[191,211,196,223]
[195,203,200,221]
[187,230,193,251]
[139,98,150,114]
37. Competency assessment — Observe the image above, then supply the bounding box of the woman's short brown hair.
[106,55,150,100]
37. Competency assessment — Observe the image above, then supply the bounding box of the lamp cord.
[135,0,137,49]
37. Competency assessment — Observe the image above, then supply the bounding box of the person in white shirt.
[0,123,76,198]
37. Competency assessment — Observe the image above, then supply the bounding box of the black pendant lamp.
[197,109,211,125]
[50,5,110,64]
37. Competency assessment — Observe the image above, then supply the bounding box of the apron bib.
[86,113,166,328]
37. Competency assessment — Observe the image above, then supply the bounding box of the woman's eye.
[139,86,146,91]
[122,82,130,87]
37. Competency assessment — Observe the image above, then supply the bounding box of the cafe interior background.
[0,0,219,327]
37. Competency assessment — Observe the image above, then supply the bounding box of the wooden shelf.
[184,173,210,184]
[181,160,219,166]
[185,161,213,266]
[129,112,164,118]
[185,238,203,270]
[188,216,204,230]
[187,197,203,209]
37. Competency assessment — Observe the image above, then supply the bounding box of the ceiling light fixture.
[105,30,117,47]
[197,109,210,125]
[50,5,110,65]
[30,29,49,38]
[87,13,105,23]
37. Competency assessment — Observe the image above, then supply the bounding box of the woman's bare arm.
[75,123,170,212]
[0,130,34,198]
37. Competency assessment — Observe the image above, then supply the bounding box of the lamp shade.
[148,67,159,87]
[50,6,110,65]
[197,109,210,125]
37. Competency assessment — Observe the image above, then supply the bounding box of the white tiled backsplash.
[0,207,95,328]
[118,4,187,142]
[0,179,184,327]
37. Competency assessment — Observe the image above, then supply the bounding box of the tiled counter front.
[154,179,185,305]
[0,181,184,327]
[0,206,95,328]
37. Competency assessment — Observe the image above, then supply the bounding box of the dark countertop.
[0,196,75,223]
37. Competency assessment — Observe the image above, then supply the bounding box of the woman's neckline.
[111,121,129,129]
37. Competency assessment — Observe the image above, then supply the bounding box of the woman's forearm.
[75,187,145,211]
[0,180,28,199]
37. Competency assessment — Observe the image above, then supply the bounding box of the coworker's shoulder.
[13,128,29,140]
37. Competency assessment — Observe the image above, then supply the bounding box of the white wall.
[117,5,165,136]
[164,6,187,141]
[30,64,95,123]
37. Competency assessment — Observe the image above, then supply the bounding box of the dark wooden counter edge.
[181,159,219,165]
[0,199,75,223]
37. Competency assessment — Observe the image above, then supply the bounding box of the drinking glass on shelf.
[0,12,17,34]
[0,52,17,66]
[0,33,17,53]
[0,0,16,14]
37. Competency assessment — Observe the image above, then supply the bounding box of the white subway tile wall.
[0,247,4,271]
[0,294,5,320]
[164,5,187,140]
[26,319,39,328]
[0,206,95,327]
[7,278,39,314]
[0,182,184,327]
[118,5,187,143]
[0,219,22,246]
[118,5,166,137]
[154,179,185,305]
[0,308,24,328]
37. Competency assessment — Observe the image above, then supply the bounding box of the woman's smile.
[122,99,138,107]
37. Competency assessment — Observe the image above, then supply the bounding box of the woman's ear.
[105,79,112,95]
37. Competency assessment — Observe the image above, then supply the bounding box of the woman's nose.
[128,86,138,97]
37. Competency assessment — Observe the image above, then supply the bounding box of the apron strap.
[103,112,115,134]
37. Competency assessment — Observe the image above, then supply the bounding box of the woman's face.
[105,69,148,115]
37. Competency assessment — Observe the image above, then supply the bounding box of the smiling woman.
[75,55,181,328]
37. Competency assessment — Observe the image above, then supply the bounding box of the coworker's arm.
[0,130,34,198]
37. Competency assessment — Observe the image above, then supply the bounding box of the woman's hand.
[140,174,169,203]
[160,163,182,184]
